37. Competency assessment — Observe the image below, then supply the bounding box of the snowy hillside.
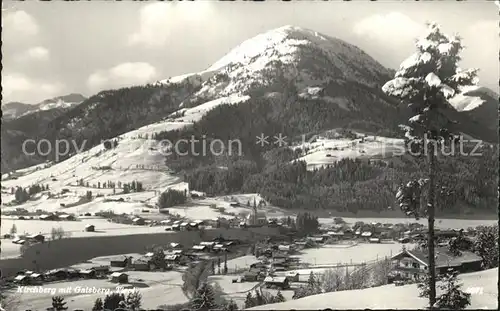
[249,268,498,310]
[1,94,253,216]
[291,130,405,170]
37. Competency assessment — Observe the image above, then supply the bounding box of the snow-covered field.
[0,218,170,259]
[0,94,251,218]
[1,218,167,237]
[291,131,405,169]
[249,268,498,310]
[296,243,415,266]
[318,217,498,230]
[10,271,187,311]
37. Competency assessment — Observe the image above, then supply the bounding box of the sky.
[1,0,497,104]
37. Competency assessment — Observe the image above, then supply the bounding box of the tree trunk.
[427,139,437,309]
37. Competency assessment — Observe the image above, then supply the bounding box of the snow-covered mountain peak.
[209,25,388,77]
[161,25,393,105]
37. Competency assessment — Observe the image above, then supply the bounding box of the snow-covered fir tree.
[382,21,478,309]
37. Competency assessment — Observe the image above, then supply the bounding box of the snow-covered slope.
[448,86,498,132]
[1,95,250,215]
[291,130,405,170]
[249,268,498,310]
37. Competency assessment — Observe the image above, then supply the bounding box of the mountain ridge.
[1,26,497,217]
[1,93,87,120]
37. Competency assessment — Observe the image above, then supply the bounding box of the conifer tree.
[382,22,478,309]
[52,296,68,310]
[190,282,217,311]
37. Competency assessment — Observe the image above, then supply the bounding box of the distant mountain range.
[1,93,87,120]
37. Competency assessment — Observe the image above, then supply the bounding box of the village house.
[242,270,261,282]
[285,271,300,282]
[91,265,110,276]
[213,244,228,253]
[361,231,373,241]
[40,214,58,221]
[200,241,216,250]
[188,222,201,230]
[169,242,182,249]
[278,244,292,253]
[85,224,95,232]
[110,272,128,284]
[309,236,327,244]
[390,247,483,281]
[132,218,145,225]
[44,269,68,281]
[165,254,188,266]
[172,220,182,226]
[59,214,76,221]
[110,256,131,268]
[192,245,208,252]
[133,258,154,271]
[172,224,181,231]
[14,275,31,285]
[264,276,290,289]
[79,269,96,279]
[65,269,81,279]
[250,262,268,270]
[26,234,45,243]
[327,231,345,240]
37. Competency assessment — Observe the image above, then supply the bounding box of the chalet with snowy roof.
[361,231,373,240]
[285,271,300,282]
[213,244,227,253]
[264,276,290,289]
[180,222,189,230]
[40,214,58,221]
[132,218,145,225]
[110,272,128,283]
[391,247,482,281]
[278,244,292,253]
[200,241,216,249]
[26,234,45,243]
[79,269,96,279]
[14,274,30,285]
[133,258,153,271]
[59,214,76,221]
[192,245,208,252]
[85,224,95,232]
[110,256,130,268]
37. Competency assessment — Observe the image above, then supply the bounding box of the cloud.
[87,62,158,92]
[16,46,50,62]
[462,20,498,89]
[128,2,213,48]
[353,12,425,47]
[2,10,39,37]
[2,73,64,104]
